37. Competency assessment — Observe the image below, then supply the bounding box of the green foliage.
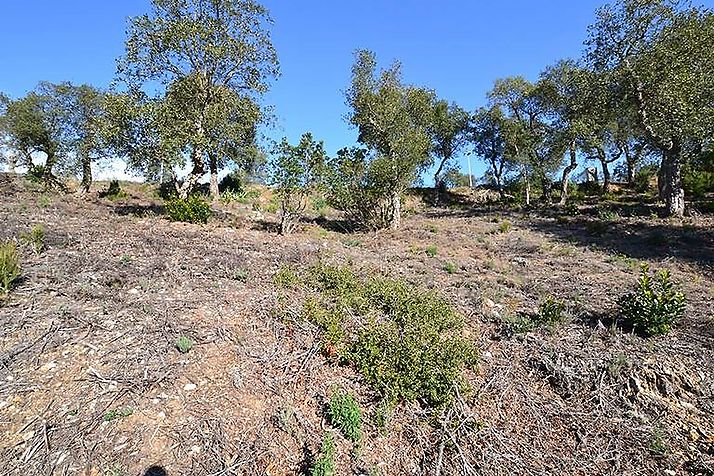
[328,388,362,443]
[273,265,301,288]
[498,220,512,233]
[443,261,457,274]
[175,336,193,353]
[534,296,566,326]
[20,224,45,255]
[286,264,477,410]
[0,241,21,296]
[634,166,657,194]
[103,407,133,422]
[164,196,212,224]
[424,245,438,258]
[25,165,46,184]
[100,180,128,201]
[269,132,328,235]
[683,168,714,199]
[618,264,686,336]
[334,49,434,230]
[310,434,336,476]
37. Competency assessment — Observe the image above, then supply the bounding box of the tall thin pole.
[467,154,473,188]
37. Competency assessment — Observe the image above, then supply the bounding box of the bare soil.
[1,174,713,476]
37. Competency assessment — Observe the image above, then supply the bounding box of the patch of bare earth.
[1,174,712,475]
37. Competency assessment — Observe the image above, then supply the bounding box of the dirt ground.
[1,173,713,476]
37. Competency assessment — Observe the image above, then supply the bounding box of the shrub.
[99,180,128,200]
[273,265,301,288]
[443,261,457,274]
[21,224,45,254]
[683,169,714,199]
[0,241,21,296]
[634,166,657,194]
[175,336,194,354]
[424,245,438,258]
[289,264,477,410]
[310,434,336,476]
[618,264,686,336]
[165,196,212,224]
[328,388,362,443]
[25,165,45,184]
[534,296,566,327]
[498,220,512,233]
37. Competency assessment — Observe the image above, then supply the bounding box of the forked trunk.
[597,147,611,194]
[559,144,578,206]
[178,146,205,199]
[42,153,66,192]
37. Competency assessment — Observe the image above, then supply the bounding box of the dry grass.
[0,173,712,475]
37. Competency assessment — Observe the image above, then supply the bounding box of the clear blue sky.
[3,0,693,180]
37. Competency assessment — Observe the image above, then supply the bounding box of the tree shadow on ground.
[112,203,166,218]
[143,466,167,476]
[523,215,714,272]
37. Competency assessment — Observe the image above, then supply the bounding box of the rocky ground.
[0,173,712,475]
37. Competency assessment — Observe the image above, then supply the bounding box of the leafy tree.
[269,132,327,235]
[489,77,564,205]
[117,0,279,199]
[586,0,714,216]
[2,85,69,190]
[427,100,470,204]
[470,106,512,200]
[344,49,433,229]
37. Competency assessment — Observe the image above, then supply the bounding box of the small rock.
[128,288,140,295]
[184,383,197,391]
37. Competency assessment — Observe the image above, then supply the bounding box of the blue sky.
[2,0,690,181]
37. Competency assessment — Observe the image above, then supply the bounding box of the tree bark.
[42,152,66,191]
[79,155,92,195]
[7,152,17,173]
[597,147,611,194]
[559,143,578,206]
[178,146,206,199]
[389,190,401,230]
[209,153,220,201]
[661,146,685,217]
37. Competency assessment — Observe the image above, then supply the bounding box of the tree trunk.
[559,143,578,206]
[597,147,611,194]
[389,190,401,230]
[523,168,531,207]
[432,157,449,206]
[79,155,92,195]
[661,146,685,217]
[7,152,17,173]
[209,153,220,202]
[42,152,66,191]
[178,146,205,199]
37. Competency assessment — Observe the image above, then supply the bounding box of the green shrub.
[498,220,512,233]
[424,245,438,258]
[0,241,21,296]
[683,169,714,199]
[21,224,45,254]
[103,407,134,422]
[25,165,45,184]
[328,388,362,443]
[310,434,336,476]
[175,336,194,353]
[347,278,477,409]
[273,265,301,288]
[443,261,457,274]
[165,196,212,224]
[534,296,566,326]
[287,264,477,411]
[634,166,657,194]
[100,180,128,201]
[618,264,686,336]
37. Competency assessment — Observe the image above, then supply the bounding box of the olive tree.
[586,0,714,216]
[343,49,433,229]
[117,0,279,199]
[427,100,470,204]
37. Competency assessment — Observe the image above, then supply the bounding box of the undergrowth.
[278,263,478,411]
[328,388,362,444]
[165,196,212,224]
[619,264,686,336]
[0,241,21,296]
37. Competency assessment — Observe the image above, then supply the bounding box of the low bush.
[534,296,566,327]
[328,388,362,443]
[288,263,478,410]
[99,180,128,201]
[310,434,336,476]
[21,224,45,254]
[25,165,45,184]
[165,196,212,224]
[618,264,686,336]
[175,336,194,353]
[0,241,21,296]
